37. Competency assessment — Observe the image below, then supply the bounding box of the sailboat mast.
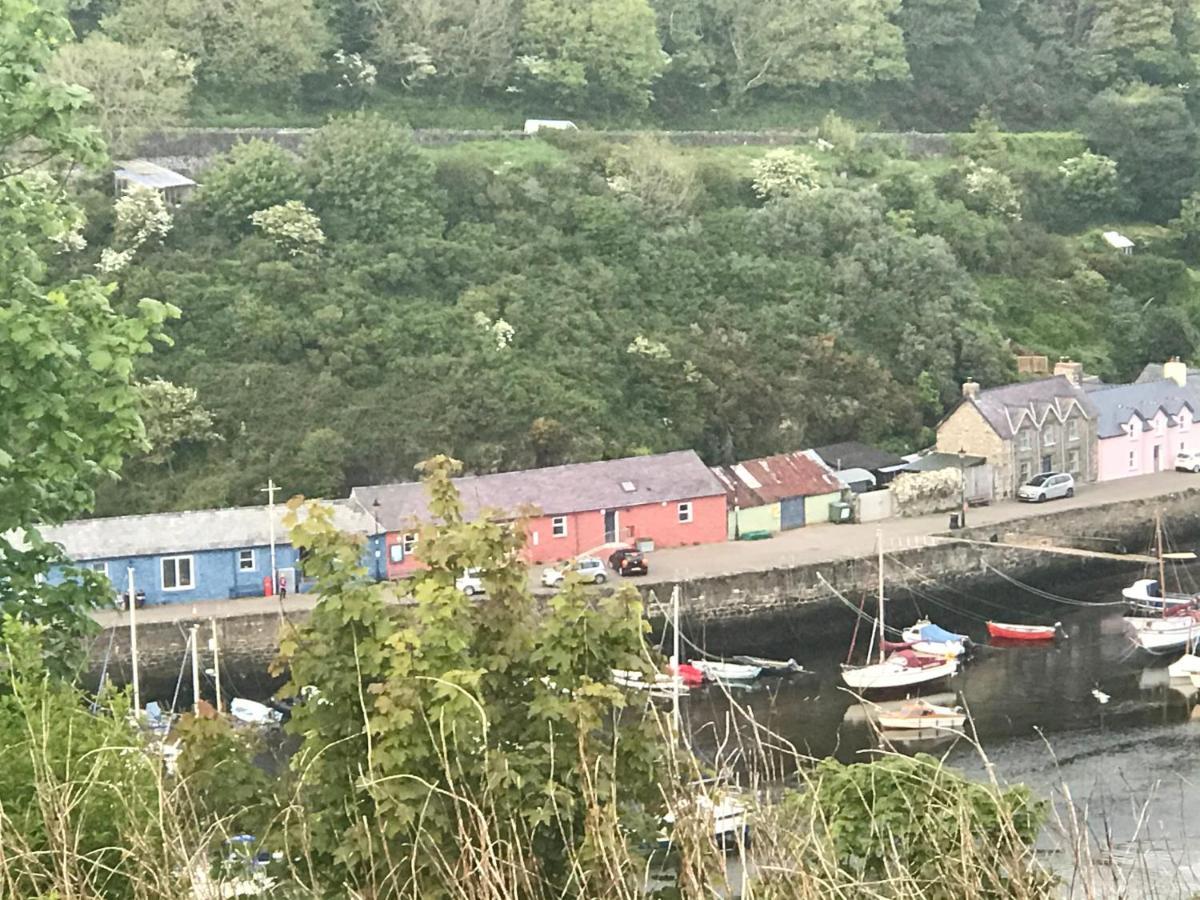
[1157,512,1167,619]
[671,585,681,732]
[877,530,885,664]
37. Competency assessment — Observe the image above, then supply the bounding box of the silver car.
[1017,472,1075,502]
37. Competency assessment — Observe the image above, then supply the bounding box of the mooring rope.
[980,561,1126,607]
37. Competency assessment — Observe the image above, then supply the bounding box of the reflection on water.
[678,567,1200,893]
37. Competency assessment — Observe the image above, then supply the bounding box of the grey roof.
[40,500,375,562]
[1085,379,1200,438]
[968,375,1097,440]
[906,451,988,472]
[1136,362,1200,389]
[351,450,726,531]
[811,441,907,473]
[114,159,196,189]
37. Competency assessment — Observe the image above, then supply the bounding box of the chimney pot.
[962,378,980,399]
[1053,358,1083,386]
[1164,356,1188,387]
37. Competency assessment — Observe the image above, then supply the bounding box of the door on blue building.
[780,496,806,530]
[604,510,618,544]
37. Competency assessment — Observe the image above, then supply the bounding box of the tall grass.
[0,671,1186,899]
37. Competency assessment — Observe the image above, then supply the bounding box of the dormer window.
[1067,419,1079,442]
[1129,418,1140,440]
[1156,415,1166,436]
[1182,409,1192,433]
[1043,424,1057,447]
[1016,429,1032,451]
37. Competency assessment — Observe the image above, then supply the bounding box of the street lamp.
[371,498,384,582]
[958,447,968,528]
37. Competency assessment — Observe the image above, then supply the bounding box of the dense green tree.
[516,0,667,110]
[1086,82,1199,219]
[303,113,444,242]
[194,139,308,234]
[47,33,194,155]
[0,0,175,669]
[104,0,332,97]
[1083,0,1187,84]
[714,0,909,99]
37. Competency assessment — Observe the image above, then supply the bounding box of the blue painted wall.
[50,536,386,606]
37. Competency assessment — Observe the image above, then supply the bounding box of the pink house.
[350,450,729,577]
[1088,366,1200,481]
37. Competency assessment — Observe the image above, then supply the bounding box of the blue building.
[43,501,383,606]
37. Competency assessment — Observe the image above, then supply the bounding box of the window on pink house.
[1129,450,1136,470]
[551,516,567,537]
[402,532,418,554]
[389,544,404,563]
[678,502,693,523]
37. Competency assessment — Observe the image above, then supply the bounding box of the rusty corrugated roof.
[710,451,842,508]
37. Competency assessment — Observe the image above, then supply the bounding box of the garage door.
[780,496,806,530]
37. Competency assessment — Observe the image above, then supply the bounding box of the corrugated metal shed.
[710,451,842,509]
[114,159,196,190]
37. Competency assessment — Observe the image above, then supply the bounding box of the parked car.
[608,547,649,576]
[1017,472,1075,502]
[541,557,607,587]
[456,568,485,596]
[1177,450,1200,472]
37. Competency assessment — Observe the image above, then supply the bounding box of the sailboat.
[900,619,970,656]
[1125,515,1200,654]
[841,536,959,692]
[874,699,967,732]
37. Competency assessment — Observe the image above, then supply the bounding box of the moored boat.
[902,620,969,657]
[841,651,959,691]
[1123,578,1196,614]
[731,655,808,676]
[986,621,1060,641]
[874,699,967,731]
[1126,611,1200,654]
[691,660,762,683]
[1168,653,1200,680]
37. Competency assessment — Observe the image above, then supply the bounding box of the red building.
[350,450,728,577]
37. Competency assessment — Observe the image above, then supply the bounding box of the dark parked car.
[608,547,648,576]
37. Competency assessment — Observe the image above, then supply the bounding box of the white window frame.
[1129,450,1137,470]
[1016,429,1032,451]
[1067,448,1080,476]
[1156,414,1166,436]
[88,561,108,577]
[1067,418,1079,442]
[402,532,418,555]
[1129,418,1139,440]
[551,516,568,538]
[389,543,404,564]
[678,501,693,524]
[1181,409,1192,432]
[160,554,195,591]
[238,549,256,571]
[1043,424,1057,447]
[1018,461,1031,482]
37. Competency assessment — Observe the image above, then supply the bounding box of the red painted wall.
[384,493,726,577]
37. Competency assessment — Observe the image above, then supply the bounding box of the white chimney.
[962,378,980,399]
[1164,356,1188,387]
[1053,357,1083,387]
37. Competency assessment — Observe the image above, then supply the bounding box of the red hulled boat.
[986,621,1060,642]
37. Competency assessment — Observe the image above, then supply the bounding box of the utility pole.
[190,623,201,715]
[209,618,222,713]
[261,479,279,595]
[958,447,968,528]
[127,566,140,713]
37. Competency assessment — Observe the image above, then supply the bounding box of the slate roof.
[1084,379,1200,439]
[710,451,842,509]
[906,451,988,472]
[1136,362,1200,388]
[351,450,726,531]
[811,441,907,473]
[114,160,196,190]
[40,501,375,561]
[967,375,1097,440]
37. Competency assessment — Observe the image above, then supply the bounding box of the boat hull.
[986,621,1059,641]
[841,657,958,691]
[875,703,967,731]
[731,655,807,676]
[1125,616,1200,654]
[692,660,762,683]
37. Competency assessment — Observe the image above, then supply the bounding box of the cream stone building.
[936,361,1099,498]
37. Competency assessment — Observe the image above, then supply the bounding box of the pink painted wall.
[385,493,728,577]
[1097,409,1195,481]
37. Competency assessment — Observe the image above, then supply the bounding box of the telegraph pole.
[261,479,279,594]
[127,566,140,713]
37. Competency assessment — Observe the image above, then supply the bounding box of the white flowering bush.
[751,149,822,201]
[1058,152,1119,208]
[250,201,327,256]
[97,186,172,274]
[627,334,672,360]
[891,468,963,516]
[964,164,1022,221]
[332,49,377,92]
[473,311,514,350]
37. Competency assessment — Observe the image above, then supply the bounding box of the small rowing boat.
[874,699,967,731]
[986,621,1060,641]
[730,655,808,676]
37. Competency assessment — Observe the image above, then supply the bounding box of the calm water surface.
[678,568,1200,893]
